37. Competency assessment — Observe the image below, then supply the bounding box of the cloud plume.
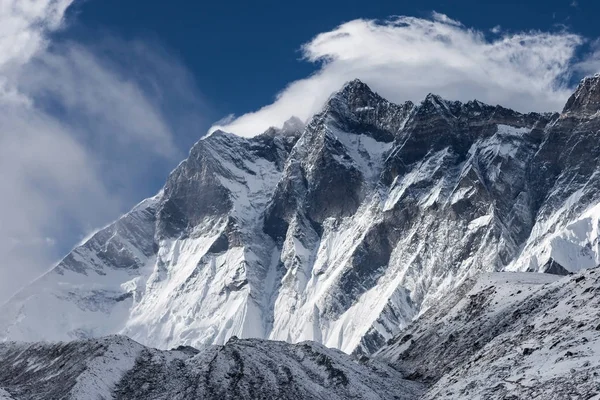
[0,1,208,303]
[214,13,592,137]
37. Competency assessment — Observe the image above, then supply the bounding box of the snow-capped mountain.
[3,267,598,399]
[0,335,422,399]
[3,75,600,356]
[376,267,600,399]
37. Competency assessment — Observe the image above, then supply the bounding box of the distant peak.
[203,129,237,141]
[465,99,487,109]
[423,93,444,103]
[562,74,600,116]
[418,93,455,117]
[282,116,305,133]
[328,79,379,106]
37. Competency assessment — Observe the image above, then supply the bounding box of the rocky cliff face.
[2,76,600,356]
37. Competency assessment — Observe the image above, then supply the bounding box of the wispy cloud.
[431,11,462,27]
[213,13,591,137]
[0,1,209,303]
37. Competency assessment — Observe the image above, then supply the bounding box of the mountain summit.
[563,73,600,115]
[2,77,600,356]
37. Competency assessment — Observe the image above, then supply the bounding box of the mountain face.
[3,270,598,400]
[3,76,600,356]
[376,268,600,399]
[0,335,423,400]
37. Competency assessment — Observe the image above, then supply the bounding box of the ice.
[468,215,492,230]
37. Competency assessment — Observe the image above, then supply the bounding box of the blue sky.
[64,0,596,121]
[0,0,599,301]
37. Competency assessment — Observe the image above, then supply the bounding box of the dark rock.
[523,347,535,356]
[541,258,571,276]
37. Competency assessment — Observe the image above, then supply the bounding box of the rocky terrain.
[376,268,600,399]
[2,267,599,399]
[0,335,422,400]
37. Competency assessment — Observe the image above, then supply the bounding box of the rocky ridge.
[2,76,600,357]
[0,335,422,400]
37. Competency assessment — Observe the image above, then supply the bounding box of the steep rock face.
[376,269,600,399]
[0,129,299,348]
[0,336,423,400]
[563,73,600,116]
[509,75,600,273]
[265,81,417,352]
[349,100,552,352]
[3,77,600,356]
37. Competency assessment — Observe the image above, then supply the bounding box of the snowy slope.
[376,268,600,399]
[0,389,12,400]
[0,129,297,349]
[2,76,600,357]
[0,336,423,400]
[0,336,152,399]
[0,196,161,342]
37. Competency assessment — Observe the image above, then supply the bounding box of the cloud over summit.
[214,13,593,137]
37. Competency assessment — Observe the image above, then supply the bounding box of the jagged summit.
[326,78,394,111]
[321,79,414,142]
[342,77,368,88]
[422,92,447,104]
[281,115,305,134]
[416,92,457,119]
[563,73,600,115]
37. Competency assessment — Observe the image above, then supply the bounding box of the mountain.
[3,269,598,400]
[0,335,422,400]
[3,75,600,356]
[376,267,600,399]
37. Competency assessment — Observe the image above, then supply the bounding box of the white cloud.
[213,14,588,137]
[0,0,72,68]
[0,1,208,303]
[431,11,462,27]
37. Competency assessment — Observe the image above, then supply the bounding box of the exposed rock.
[376,269,600,399]
[0,336,423,400]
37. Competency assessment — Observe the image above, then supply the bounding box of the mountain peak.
[327,78,380,109]
[424,92,443,101]
[281,115,305,133]
[562,73,600,116]
[319,79,414,142]
[422,92,452,106]
[417,92,455,118]
[340,78,371,92]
